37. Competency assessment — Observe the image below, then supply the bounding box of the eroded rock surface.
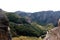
[0,9,12,40]
[44,19,60,40]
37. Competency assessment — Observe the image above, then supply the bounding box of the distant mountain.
[15,11,60,26]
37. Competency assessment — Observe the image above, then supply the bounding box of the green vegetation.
[5,12,54,39]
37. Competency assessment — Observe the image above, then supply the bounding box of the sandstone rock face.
[44,27,60,40]
[0,9,12,40]
[0,29,8,40]
[0,9,9,27]
[44,19,60,40]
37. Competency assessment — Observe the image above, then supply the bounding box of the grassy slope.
[12,36,43,40]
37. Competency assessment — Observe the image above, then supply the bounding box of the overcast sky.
[0,0,60,12]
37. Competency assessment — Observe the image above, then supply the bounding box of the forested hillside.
[5,12,50,38]
[15,11,60,26]
[0,9,55,39]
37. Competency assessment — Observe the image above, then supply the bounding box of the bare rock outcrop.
[44,19,60,40]
[0,9,12,40]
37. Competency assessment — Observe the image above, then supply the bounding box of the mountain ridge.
[15,11,60,26]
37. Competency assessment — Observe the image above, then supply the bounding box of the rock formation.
[0,9,12,40]
[44,19,60,40]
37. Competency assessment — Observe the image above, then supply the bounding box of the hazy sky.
[0,0,60,12]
